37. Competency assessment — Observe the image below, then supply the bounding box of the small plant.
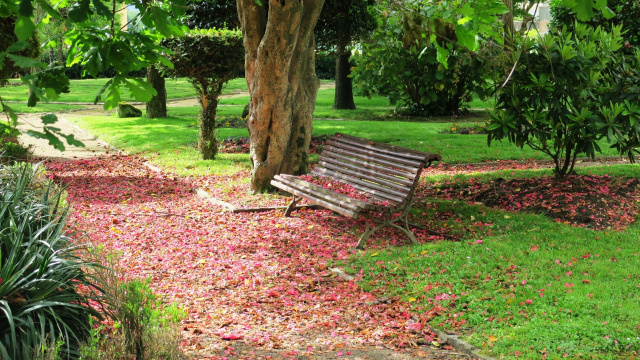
[487,24,640,178]
[0,162,106,360]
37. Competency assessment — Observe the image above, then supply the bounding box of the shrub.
[162,28,244,160]
[487,24,640,178]
[351,15,490,117]
[0,163,106,359]
[79,255,186,360]
[549,0,640,53]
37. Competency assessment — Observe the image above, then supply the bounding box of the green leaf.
[103,77,123,110]
[123,78,157,103]
[6,41,30,53]
[35,0,63,20]
[14,16,35,41]
[95,79,113,104]
[91,0,112,18]
[18,0,34,17]
[435,45,449,68]
[41,114,58,125]
[59,133,84,148]
[455,24,476,51]
[601,6,615,19]
[67,0,92,23]
[7,54,46,69]
[572,0,595,21]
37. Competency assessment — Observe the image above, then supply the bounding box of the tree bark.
[237,0,325,192]
[503,0,515,48]
[198,83,223,160]
[333,43,356,110]
[146,65,167,118]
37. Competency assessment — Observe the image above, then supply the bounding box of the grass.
[3,103,86,114]
[69,111,627,176]
[1,78,248,103]
[346,165,640,359]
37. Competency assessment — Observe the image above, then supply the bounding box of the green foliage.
[487,24,640,178]
[0,162,106,360]
[184,0,239,29]
[550,0,640,52]
[315,0,377,49]
[163,28,244,89]
[352,14,491,116]
[162,28,244,159]
[0,16,39,86]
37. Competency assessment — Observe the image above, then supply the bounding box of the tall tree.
[315,0,377,110]
[237,0,325,192]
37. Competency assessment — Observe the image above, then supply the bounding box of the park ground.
[9,78,640,359]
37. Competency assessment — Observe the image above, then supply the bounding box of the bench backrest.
[310,133,441,210]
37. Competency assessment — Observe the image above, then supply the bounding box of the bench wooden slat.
[321,151,417,180]
[311,167,406,203]
[275,175,372,211]
[319,155,415,187]
[317,161,413,193]
[325,140,424,168]
[336,133,442,163]
[270,179,359,218]
[323,145,419,174]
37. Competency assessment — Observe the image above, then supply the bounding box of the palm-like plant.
[0,163,106,360]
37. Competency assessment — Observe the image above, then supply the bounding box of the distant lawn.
[67,113,624,176]
[1,78,248,103]
[3,103,86,114]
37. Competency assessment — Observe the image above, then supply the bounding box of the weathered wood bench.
[270,133,441,249]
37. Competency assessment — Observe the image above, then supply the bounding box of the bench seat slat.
[323,145,419,174]
[319,155,415,187]
[311,167,406,203]
[275,174,374,211]
[325,141,425,168]
[270,179,359,218]
[317,161,413,193]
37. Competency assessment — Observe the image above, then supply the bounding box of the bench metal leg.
[356,208,418,249]
[284,195,301,217]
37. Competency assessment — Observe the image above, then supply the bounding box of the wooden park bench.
[270,133,441,249]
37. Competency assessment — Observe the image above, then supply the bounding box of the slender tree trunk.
[238,0,325,192]
[146,65,167,118]
[198,83,222,160]
[333,42,356,110]
[503,0,515,48]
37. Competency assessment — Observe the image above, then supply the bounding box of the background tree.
[237,0,325,192]
[163,28,244,159]
[550,0,639,53]
[185,0,239,29]
[146,64,167,118]
[352,12,492,117]
[315,0,377,110]
[487,25,640,178]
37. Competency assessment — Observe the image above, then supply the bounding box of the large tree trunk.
[333,43,356,110]
[238,0,325,192]
[146,65,167,118]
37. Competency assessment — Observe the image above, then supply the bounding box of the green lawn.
[3,103,86,114]
[1,78,248,103]
[348,164,640,359]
